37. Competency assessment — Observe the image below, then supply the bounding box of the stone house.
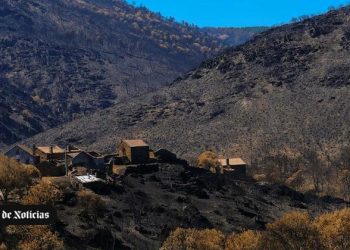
[35,146,65,161]
[218,157,247,177]
[68,151,104,169]
[5,145,39,165]
[118,139,150,164]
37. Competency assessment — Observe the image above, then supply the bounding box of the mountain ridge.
[0,0,265,147]
[21,6,350,162]
[0,0,227,146]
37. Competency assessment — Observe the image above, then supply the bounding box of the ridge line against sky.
[126,0,350,27]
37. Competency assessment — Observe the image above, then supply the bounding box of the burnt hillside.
[0,0,234,146]
[24,6,350,161]
[53,163,347,249]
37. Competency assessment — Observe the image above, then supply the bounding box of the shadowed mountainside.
[24,7,350,162]
[0,0,269,147]
[0,0,233,146]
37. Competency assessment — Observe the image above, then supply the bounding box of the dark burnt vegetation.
[50,163,349,249]
[0,0,240,146]
[24,5,350,200]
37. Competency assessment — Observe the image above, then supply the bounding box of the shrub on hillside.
[22,180,62,206]
[0,156,40,202]
[77,190,106,218]
[314,208,350,250]
[161,228,224,250]
[197,151,221,173]
[6,225,63,250]
[260,211,323,250]
[161,209,350,250]
[253,174,266,182]
[225,230,261,250]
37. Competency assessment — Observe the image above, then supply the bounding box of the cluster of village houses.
[4,140,247,188]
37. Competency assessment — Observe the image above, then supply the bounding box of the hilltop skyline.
[127,0,350,27]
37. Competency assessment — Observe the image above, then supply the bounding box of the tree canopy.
[0,156,40,202]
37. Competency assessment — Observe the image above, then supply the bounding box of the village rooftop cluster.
[4,140,247,188]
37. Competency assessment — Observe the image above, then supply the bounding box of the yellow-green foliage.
[225,230,261,250]
[0,156,40,202]
[314,208,350,250]
[3,180,64,249]
[6,225,63,250]
[162,209,350,250]
[22,180,62,206]
[161,228,224,250]
[197,151,221,173]
[261,211,323,250]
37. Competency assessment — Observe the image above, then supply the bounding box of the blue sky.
[126,0,350,27]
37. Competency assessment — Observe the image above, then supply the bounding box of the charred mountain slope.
[24,7,350,160]
[54,164,348,249]
[0,0,231,146]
